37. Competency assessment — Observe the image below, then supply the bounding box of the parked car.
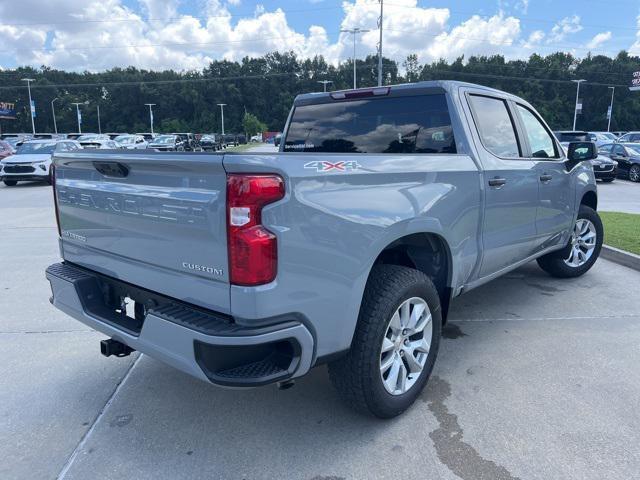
[78,135,119,149]
[106,132,127,140]
[65,133,82,140]
[615,131,640,143]
[223,134,239,147]
[135,132,156,141]
[199,134,223,151]
[612,131,627,138]
[0,140,14,160]
[114,134,148,150]
[46,81,602,418]
[588,132,618,147]
[170,133,198,151]
[554,131,590,143]
[599,142,640,182]
[148,134,187,151]
[0,139,80,186]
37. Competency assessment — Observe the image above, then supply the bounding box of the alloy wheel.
[564,218,597,268]
[379,297,432,395]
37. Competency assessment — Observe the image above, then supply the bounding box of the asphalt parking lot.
[1,175,639,480]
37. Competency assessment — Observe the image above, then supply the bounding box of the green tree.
[242,112,267,138]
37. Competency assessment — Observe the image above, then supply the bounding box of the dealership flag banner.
[0,101,17,120]
[30,100,36,118]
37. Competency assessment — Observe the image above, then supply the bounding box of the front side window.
[598,144,613,154]
[284,94,456,154]
[469,95,520,158]
[516,105,558,159]
[613,144,626,156]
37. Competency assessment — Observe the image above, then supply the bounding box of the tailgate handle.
[93,162,129,178]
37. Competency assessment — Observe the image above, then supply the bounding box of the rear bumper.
[46,262,314,387]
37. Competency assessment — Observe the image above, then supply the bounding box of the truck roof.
[294,80,510,105]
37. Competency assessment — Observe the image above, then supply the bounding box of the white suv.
[0,139,80,186]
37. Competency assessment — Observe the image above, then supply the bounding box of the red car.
[0,140,14,160]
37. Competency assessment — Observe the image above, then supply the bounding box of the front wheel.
[3,180,17,186]
[629,165,640,182]
[329,265,442,418]
[537,205,603,278]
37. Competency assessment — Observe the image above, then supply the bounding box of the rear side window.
[516,104,559,159]
[284,94,456,154]
[469,95,520,158]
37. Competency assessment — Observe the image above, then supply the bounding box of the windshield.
[602,133,617,140]
[625,144,640,156]
[16,142,56,154]
[77,135,100,142]
[115,135,135,144]
[153,135,175,144]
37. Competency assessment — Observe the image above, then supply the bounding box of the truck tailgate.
[54,151,230,313]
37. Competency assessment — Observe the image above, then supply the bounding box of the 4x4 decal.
[304,160,361,172]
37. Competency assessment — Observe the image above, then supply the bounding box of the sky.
[0,0,638,72]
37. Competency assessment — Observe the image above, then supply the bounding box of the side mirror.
[566,141,597,171]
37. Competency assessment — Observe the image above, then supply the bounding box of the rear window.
[284,94,456,154]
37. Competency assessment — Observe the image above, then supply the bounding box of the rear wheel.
[629,165,640,182]
[329,265,442,418]
[537,205,603,278]
[3,180,17,186]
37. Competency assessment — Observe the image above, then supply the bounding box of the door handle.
[539,174,553,182]
[488,177,507,187]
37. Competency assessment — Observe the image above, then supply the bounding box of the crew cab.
[46,81,602,418]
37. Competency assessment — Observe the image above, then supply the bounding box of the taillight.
[227,174,284,286]
[51,162,62,237]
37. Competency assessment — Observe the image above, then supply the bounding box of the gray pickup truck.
[46,81,602,418]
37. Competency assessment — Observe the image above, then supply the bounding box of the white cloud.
[0,0,605,73]
[548,15,582,43]
[629,14,640,55]
[586,31,611,50]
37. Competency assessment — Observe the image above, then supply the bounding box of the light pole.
[96,105,101,134]
[145,103,156,135]
[341,27,370,89]
[71,101,89,134]
[377,0,384,86]
[607,86,615,132]
[21,78,36,134]
[217,103,227,135]
[51,98,59,135]
[317,80,333,92]
[572,79,586,131]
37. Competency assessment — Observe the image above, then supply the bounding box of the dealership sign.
[630,71,640,91]
[0,101,17,120]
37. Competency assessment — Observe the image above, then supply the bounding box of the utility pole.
[145,103,156,135]
[51,98,59,135]
[217,103,227,135]
[341,27,370,89]
[317,80,333,92]
[21,78,36,134]
[377,0,384,86]
[71,101,88,134]
[607,86,615,132]
[97,105,102,134]
[572,79,586,131]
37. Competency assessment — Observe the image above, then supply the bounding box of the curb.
[601,245,640,272]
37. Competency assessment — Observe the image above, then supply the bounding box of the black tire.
[629,164,640,182]
[3,180,17,186]
[328,265,442,418]
[536,205,603,278]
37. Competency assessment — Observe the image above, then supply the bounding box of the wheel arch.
[368,232,454,324]
[580,189,598,211]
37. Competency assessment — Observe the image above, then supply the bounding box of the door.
[466,93,540,277]
[514,103,575,250]
[611,143,630,175]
